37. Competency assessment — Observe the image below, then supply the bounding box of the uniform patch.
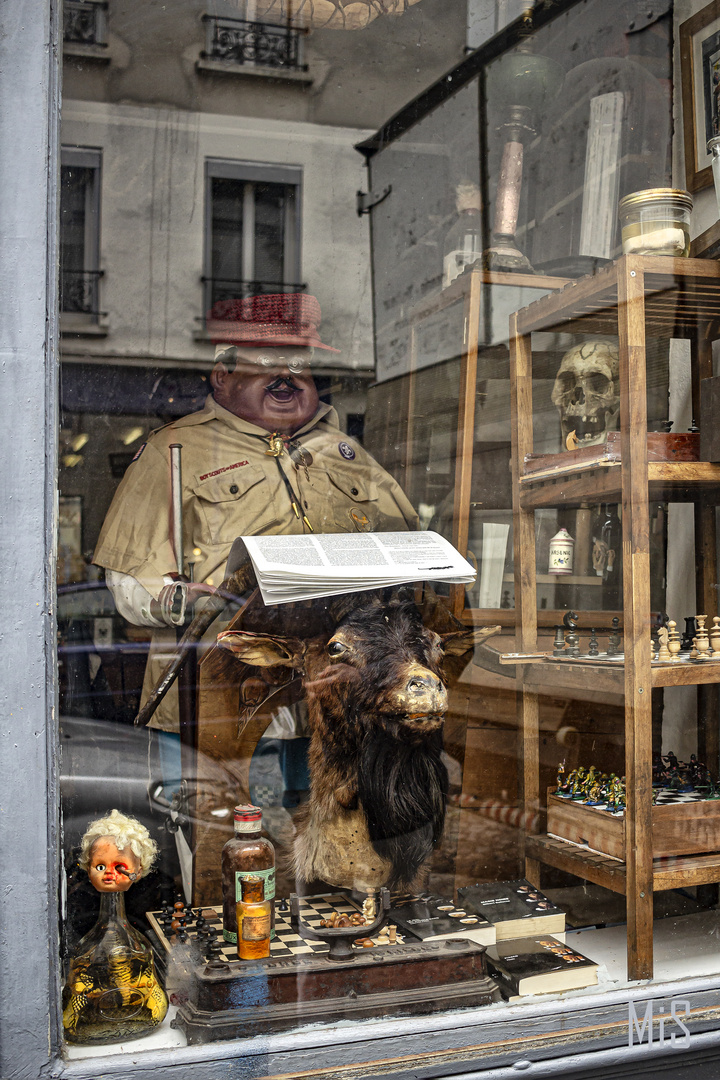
[349,508,372,532]
[199,460,249,482]
[131,442,146,463]
[338,441,356,460]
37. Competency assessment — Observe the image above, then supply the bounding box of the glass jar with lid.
[618,188,693,257]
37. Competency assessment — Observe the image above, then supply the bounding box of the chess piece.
[562,611,580,656]
[588,628,599,656]
[696,616,710,657]
[682,616,697,652]
[657,627,671,662]
[552,625,566,656]
[667,620,681,660]
[556,760,566,791]
[62,810,168,1044]
[607,617,621,656]
[363,895,377,921]
[690,636,698,659]
[711,617,720,656]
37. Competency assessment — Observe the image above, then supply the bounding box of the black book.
[389,894,495,946]
[457,880,565,941]
[486,936,598,996]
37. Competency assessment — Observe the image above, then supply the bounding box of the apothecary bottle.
[442,182,482,288]
[62,890,168,1043]
[221,804,275,945]
[236,874,272,960]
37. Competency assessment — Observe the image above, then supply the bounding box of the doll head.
[79,809,158,893]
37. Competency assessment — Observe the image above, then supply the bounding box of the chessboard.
[147,893,404,962]
[554,786,719,817]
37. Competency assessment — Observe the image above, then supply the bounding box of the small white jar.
[548,527,575,575]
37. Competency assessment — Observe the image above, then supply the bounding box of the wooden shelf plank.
[527,834,720,893]
[524,661,624,696]
[526,834,628,893]
[516,256,720,336]
[518,461,720,510]
[652,660,720,687]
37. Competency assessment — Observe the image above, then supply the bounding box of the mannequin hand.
[150,581,216,626]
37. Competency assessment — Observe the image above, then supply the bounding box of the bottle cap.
[234,805,262,824]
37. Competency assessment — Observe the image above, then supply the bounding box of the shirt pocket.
[192,465,278,545]
[326,469,379,532]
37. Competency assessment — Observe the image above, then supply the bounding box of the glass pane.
[253,181,289,286]
[53,0,720,1061]
[211,176,245,303]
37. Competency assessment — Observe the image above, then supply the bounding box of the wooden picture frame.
[681,0,720,193]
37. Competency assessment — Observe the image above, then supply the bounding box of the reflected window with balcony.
[63,0,108,48]
[60,148,102,327]
[204,159,303,316]
[201,9,302,70]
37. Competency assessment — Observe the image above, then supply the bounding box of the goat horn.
[134,556,256,727]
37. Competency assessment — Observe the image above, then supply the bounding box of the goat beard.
[356,727,448,890]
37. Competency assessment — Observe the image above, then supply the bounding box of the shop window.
[203,160,303,318]
[60,148,102,324]
[63,0,108,48]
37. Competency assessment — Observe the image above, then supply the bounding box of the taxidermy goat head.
[218,590,500,894]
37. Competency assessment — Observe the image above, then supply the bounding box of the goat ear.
[440,624,502,656]
[217,629,303,669]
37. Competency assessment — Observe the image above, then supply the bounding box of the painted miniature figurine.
[62,810,168,1044]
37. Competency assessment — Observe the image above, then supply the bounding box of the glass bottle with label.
[236,874,272,960]
[221,804,275,945]
[442,181,482,288]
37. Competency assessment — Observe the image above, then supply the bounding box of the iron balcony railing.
[201,14,303,70]
[202,278,307,324]
[60,269,104,318]
[63,0,108,46]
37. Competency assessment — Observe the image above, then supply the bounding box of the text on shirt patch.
[199,460,250,481]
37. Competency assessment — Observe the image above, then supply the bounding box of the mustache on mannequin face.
[265,376,301,392]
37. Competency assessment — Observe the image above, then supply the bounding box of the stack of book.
[389,881,598,997]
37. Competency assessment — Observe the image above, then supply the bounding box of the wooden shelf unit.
[509,254,720,981]
[413,267,570,625]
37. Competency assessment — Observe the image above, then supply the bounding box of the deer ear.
[440,624,502,656]
[217,630,303,669]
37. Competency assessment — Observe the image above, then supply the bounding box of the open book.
[242,531,476,605]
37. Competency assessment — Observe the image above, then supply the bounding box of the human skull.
[551,340,620,448]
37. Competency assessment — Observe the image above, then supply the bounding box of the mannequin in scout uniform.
[93,294,417,795]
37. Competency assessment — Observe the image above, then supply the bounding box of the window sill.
[60,317,109,338]
[195,58,313,85]
[63,41,111,63]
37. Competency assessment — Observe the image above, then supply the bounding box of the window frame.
[6,0,720,1076]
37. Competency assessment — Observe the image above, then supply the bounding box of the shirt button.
[229,484,239,494]
[351,487,358,496]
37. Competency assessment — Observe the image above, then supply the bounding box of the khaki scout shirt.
[94,396,418,731]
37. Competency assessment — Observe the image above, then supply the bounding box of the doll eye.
[95,863,106,872]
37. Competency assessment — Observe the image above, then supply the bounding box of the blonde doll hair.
[79,809,158,879]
